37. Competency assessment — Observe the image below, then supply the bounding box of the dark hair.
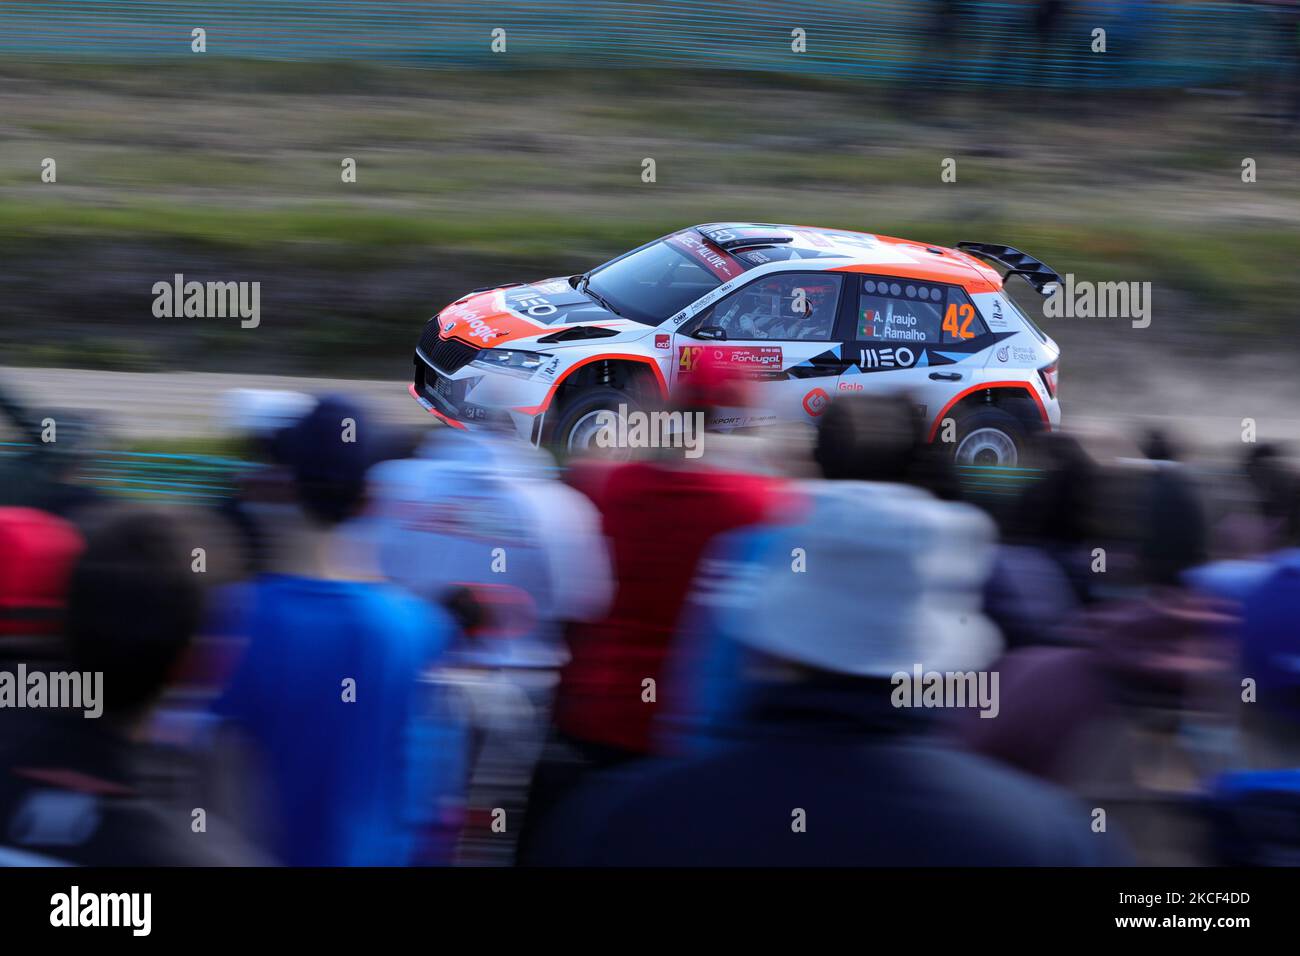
[1246,442,1284,469]
[274,396,377,525]
[64,510,204,717]
[814,394,922,483]
[1011,432,1096,544]
[1244,443,1300,546]
[1138,465,1208,586]
[1140,428,1178,463]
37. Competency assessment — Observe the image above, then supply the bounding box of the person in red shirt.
[520,357,790,853]
[556,458,776,753]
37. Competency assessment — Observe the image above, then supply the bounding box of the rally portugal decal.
[678,344,783,374]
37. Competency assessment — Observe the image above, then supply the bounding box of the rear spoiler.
[954,242,1062,295]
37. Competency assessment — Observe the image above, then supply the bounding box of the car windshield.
[584,234,745,325]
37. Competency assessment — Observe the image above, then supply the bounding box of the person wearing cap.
[526,394,1131,866]
[551,354,785,750]
[209,395,464,865]
[518,356,791,850]
[212,388,315,574]
[658,393,967,754]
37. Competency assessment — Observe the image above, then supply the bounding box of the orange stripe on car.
[831,260,1002,294]
[926,381,1049,442]
[513,354,669,416]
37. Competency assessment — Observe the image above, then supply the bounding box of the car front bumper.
[411,351,547,444]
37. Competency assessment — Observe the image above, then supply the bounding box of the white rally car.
[410,223,1062,466]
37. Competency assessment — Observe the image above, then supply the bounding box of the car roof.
[692,222,1004,294]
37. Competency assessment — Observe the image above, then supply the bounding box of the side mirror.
[694,326,727,341]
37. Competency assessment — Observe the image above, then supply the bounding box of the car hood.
[436,277,647,348]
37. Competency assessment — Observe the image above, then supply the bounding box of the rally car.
[409,223,1062,466]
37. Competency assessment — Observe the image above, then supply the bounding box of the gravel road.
[4,364,1299,465]
[0,366,433,441]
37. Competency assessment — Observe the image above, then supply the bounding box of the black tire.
[547,387,644,460]
[948,406,1028,467]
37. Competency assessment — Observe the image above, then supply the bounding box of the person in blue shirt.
[211,396,464,866]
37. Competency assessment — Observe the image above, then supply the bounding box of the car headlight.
[469,348,551,378]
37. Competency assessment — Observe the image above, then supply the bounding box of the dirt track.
[5,361,1300,466]
[0,366,433,441]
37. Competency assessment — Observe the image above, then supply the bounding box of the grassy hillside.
[2,61,1297,376]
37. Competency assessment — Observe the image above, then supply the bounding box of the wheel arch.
[927,381,1048,443]
[530,354,668,418]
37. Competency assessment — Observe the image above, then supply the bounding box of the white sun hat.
[721,480,1003,678]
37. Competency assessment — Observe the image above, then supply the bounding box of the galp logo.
[802,387,831,417]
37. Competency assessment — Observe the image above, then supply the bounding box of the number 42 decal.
[942,303,977,340]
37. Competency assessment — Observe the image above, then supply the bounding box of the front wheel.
[950,407,1028,467]
[548,387,643,460]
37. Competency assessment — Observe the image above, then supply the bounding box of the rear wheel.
[951,407,1028,467]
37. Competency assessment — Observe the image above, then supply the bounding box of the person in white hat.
[657,393,1001,752]
[524,394,1132,866]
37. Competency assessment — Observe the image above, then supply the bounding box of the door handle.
[928,371,962,381]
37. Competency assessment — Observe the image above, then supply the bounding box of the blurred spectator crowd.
[2,366,1299,867]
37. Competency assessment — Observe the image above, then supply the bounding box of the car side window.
[856,277,988,345]
[689,273,843,341]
